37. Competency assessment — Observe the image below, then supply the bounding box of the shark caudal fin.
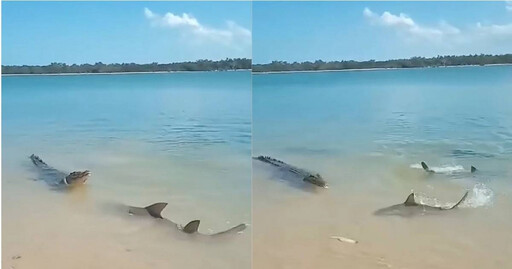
[212,223,247,236]
[404,193,417,206]
[144,203,168,219]
[182,220,200,234]
[448,191,469,209]
[471,166,477,173]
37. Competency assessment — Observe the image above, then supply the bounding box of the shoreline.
[3,63,511,77]
[252,63,512,75]
[1,69,251,77]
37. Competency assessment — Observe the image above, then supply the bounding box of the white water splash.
[415,183,494,208]
[461,183,494,208]
[410,163,465,174]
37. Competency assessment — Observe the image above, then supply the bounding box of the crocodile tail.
[30,154,47,167]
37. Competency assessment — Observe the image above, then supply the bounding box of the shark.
[421,161,477,174]
[253,155,327,188]
[29,154,90,188]
[374,191,469,217]
[127,202,247,237]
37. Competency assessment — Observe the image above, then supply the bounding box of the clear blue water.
[3,71,252,212]
[2,72,252,269]
[3,72,251,158]
[3,66,512,268]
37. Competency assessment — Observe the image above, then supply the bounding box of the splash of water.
[415,183,494,208]
[462,183,494,208]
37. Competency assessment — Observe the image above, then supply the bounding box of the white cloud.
[144,8,251,47]
[475,22,512,38]
[363,8,459,41]
[363,7,512,45]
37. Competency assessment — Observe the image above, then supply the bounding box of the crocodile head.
[64,170,91,185]
[303,174,327,188]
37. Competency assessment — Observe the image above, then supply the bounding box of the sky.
[253,1,512,64]
[2,1,251,65]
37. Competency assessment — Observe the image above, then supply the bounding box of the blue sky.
[253,1,512,63]
[2,1,251,65]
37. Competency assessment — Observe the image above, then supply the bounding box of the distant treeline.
[2,58,251,74]
[252,54,512,72]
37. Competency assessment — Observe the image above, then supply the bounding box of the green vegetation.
[2,58,251,75]
[4,54,511,74]
[252,54,512,72]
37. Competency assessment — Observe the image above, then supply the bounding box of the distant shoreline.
[252,54,512,74]
[1,69,251,77]
[252,63,512,75]
[1,58,252,76]
[3,63,511,77]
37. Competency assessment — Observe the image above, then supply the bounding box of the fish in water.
[127,202,247,237]
[374,191,469,217]
[253,155,327,188]
[421,161,477,174]
[29,154,90,188]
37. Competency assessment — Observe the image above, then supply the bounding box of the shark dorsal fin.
[404,193,417,206]
[145,202,168,218]
[471,166,477,173]
[421,162,429,171]
[182,220,200,234]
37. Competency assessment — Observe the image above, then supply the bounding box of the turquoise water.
[253,66,512,269]
[2,72,251,269]
[3,72,251,157]
[254,66,512,185]
[3,66,512,268]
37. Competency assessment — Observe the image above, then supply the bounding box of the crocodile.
[29,154,90,188]
[253,155,327,188]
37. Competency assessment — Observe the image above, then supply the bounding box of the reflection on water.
[2,72,251,269]
[253,66,512,268]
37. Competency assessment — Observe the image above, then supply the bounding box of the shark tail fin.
[182,220,200,234]
[449,191,469,209]
[404,193,416,206]
[211,223,248,236]
[421,161,430,171]
[144,202,168,218]
[471,166,477,173]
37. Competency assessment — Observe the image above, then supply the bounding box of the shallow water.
[253,66,512,268]
[2,72,251,269]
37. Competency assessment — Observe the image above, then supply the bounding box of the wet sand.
[2,144,250,269]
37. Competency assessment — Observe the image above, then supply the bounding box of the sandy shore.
[252,156,512,269]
